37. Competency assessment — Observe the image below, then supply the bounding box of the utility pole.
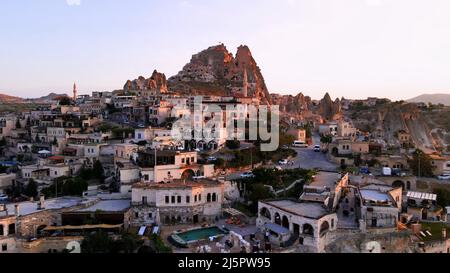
[154,148,157,183]
[417,151,421,178]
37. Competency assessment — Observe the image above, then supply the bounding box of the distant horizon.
[1,1,450,100]
[1,87,448,102]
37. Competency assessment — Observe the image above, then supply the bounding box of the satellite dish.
[66,241,81,253]
[365,241,382,253]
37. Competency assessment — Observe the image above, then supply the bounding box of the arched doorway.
[282,216,290,230]
[181,169,195,181]
[303,224,314,236]
[260,207,271,220]
[320,221,330,237]
[197,141,206,151]
[332,147,339,156]
[208,141,218,150]
[274,213,281,226]
[392,180,405,190]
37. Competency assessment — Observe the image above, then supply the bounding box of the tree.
[302,124,313,139]
[320,135,333,144]
[81,231,113,253]
[15,119,22,129]
[92,160,104,181]
[248,184,275,212]
[226,140,241,150]
[150,234,172,253]
[434,188,450,208]
[116,233,144,253]
[0,137,6,147]
[24,179,38,199]
[279,133,295,146]
[408,150,434,177]
[59,97,72,106]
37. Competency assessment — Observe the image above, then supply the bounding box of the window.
[191,157,195,162]
[171,196,175,204]
[144,175,149,181]
[165,196,169,204]
[135,212,139,218]
[182,158,185,164]
[194,195,197,202]
[186,196,190,203]
[2,244,6,252]
[198,194,202,201]
[148,213,153,219]
[142,196,148,205]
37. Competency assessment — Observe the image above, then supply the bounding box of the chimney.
[37,195,45,210]
[15,204,20,217]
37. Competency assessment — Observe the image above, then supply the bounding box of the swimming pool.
[173,226,228,245]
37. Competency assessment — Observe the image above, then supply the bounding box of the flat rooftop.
[311,172,343,188]
[133,180,222,190]
[6,197,89,217]
[360,190,391,203]
[76,199,131,213]
[262,200,331,219]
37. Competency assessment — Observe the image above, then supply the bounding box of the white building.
[130,180,224,226]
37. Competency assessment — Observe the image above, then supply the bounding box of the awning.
[264,223,290,236]
[138,226,147,236]
[407,191,437,202]
[43,224,123,231]
[223,208,246,217]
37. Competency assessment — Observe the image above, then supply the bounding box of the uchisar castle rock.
[123,44,272,105]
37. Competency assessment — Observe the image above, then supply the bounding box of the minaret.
[242,67,248,97]
[73,82,77,100]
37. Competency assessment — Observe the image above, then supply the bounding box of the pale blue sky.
[1,0,450,100]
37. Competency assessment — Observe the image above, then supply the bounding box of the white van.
[293,141,308,148]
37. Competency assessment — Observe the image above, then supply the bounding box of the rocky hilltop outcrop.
[318,93,343,121]
[124,70,168,94]
[271,92,312,114]
[0,93,23,103]
[168,44,272,104]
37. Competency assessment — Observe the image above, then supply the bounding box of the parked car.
[207,156,217,162]
[278,159,289,165]
[437,174,450,180]
[314,145,321,152]
[292,141,308,148]
[240,171,255,179]
[0,194,8,202]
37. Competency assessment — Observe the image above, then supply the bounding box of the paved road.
[287,147,338,172]
[285,134,338,172]
[225,135,338,180]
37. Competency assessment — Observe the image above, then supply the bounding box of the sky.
[1,0,450,100]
